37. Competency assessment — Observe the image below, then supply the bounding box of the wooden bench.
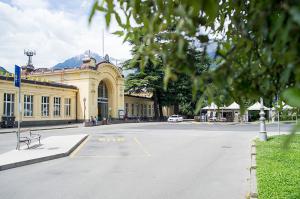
[16,129,41,149]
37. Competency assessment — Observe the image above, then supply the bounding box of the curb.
[250,140,258,198]
[0,134,88,171]
[0,125,79,134]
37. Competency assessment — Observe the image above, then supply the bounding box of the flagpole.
[102,28,105,57]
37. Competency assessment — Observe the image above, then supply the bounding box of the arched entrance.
[98,81,108,120]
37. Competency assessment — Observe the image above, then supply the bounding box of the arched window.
[98,81,108,120]
[98,82,108,99]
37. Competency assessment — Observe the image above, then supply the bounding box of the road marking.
[98,137,106,142]
[133,137,151,157]
[98,136,125,142]
[70,135,90,158]
[75,155,149,159]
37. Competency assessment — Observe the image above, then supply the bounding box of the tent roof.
[271,104,294,110]
[224,102,240,110]
[283,104,294,110]
[202,102,218,110]
[248,102,269,111]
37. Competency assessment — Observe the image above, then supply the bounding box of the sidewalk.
[0,123,80,134]
[0,134,88,171]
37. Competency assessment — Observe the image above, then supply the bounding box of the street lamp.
[83,97,86,122]
[259,97,267,141]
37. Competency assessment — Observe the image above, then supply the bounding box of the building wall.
[30,63,124,120]
[124,95,154,118]
[0,79,77,125]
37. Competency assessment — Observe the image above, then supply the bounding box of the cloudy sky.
[0,0,132,72]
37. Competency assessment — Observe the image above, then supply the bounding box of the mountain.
[52,51,104,69]
[52,51,126,70]
[52,51,133,77]
[0,66,9,75]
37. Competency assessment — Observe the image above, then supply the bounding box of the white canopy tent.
[283,104,294,110]
[224,102,240,110]
[247,102,270,111]
[202,102,218,110]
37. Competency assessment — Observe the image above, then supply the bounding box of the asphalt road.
[0,122,293,199]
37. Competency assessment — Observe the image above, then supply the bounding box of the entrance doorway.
[98,82,108,120]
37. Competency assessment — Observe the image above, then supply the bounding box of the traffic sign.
[14,65,21,87]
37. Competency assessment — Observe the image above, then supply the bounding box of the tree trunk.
[174,102,179,114]
[156,91,164,120]
[153,91,160,120]
[159,104,164,120]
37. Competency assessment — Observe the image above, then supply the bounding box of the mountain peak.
[52,51,104,69]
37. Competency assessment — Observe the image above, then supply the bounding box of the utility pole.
[259,97,267,141]
[14,65,21,150]
[83,97,86,122]
[277,95,280,135]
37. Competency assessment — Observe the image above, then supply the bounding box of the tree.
[124,42,211,119]
[123,57,165,120]
[89,0,300,138]
[89,0,300,109]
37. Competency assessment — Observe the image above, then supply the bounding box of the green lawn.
[256,135,300,199]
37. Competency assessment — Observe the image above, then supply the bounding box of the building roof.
[124,94,153,100]
[0,75,78,90]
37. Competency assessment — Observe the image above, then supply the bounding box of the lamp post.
[83,97,86,123]
[259,97,267,141]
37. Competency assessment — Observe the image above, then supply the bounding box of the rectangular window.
[144,104,147,116]
[131,104,134,116]
[136,104,139,116]
[3,93,15,116]
[24,95,33,116]
[148,105,151,116]
[141,104,143,116]
[54,97,61,116]
[152,104,154,116]
[64,98,71,116]
[125,103,128,114]
[41,96,49,117]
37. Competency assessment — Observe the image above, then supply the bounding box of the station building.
[0,55,163,127]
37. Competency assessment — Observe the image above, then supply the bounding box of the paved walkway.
[0,124,80,134]
[0,122,294,199]
[0,134,88,170]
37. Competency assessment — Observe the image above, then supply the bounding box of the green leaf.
[88,1,99,24]
[114,11,123,27]
[195,97,205,114]
[112,30,124,36]
[105,13,111,27]
[283,123,300,148]
[203,0,218,21]
[290,7,300,25]
[282,88,300,108]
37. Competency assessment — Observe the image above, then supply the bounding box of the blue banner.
[14,65,21,87]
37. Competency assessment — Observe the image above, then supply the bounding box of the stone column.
[259,97,267,141]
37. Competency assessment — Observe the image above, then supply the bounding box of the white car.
[167,115,183,122]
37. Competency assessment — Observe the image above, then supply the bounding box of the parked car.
[167,115,183,122]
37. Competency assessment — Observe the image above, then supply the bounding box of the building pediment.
[96,62,123,78]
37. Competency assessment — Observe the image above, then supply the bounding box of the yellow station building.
[0,55,168,127]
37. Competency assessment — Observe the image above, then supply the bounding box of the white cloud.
[11,0,49,9]
[0,1,132,72]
